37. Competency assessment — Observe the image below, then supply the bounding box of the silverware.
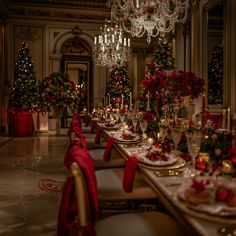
[156,170,183,177]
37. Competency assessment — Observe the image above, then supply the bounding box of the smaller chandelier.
[93,20,131,69]
[108,0,190,44]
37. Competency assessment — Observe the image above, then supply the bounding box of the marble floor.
[0,128,96,236]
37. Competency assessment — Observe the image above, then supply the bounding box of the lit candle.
[147,92,150,111]
[94,36,97,45]
[156,91,158,114]
[202,94,206,114]
[121,94,124,109]
[227,107,231,131]
[201,94,206,128]
[128,38,130,47]
[129,92,132,110]
[108,93,110,107]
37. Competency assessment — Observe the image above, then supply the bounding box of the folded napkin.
[64,145,98,221]
[67,127,87,148]
[103,137,115,161]
[94,127,102,144]
[122,155,139,193]
[68,126,83,138]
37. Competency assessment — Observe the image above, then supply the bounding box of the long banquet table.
[94,121,236,236]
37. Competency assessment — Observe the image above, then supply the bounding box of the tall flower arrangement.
[138,40,205,115]
[41,72,80,115]
[140,70,205,113]
[137,41,176,112]
[41,72,80,135]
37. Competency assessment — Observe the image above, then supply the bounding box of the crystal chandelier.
[93,20,131,69]
[107,0,190,44]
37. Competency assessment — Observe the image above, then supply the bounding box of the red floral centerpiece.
[41,72,80,134]
[139,70,205,116]
[141,70,205,100]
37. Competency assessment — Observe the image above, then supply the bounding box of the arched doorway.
[60,36,93,127]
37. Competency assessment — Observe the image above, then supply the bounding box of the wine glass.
[132,116,139,132]
[119,114,125,124]
[186,131,202,175]
[157,122,169,143]
[171,127,182,152]
[140,119,148,139]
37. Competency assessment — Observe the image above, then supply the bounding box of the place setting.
[173,175,236,224]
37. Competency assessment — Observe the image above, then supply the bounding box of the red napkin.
[122,155,139,193]
[68,126,83,138]
[103,137,115,161]
[57,176,96,236]
[94,127,102,144]
[67,127,87,148]
[57,176,76,236]
[65,145,98,221]
[70,118,82,128]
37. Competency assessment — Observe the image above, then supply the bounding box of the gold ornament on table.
[198,152,210,164]
[222,160,235,174]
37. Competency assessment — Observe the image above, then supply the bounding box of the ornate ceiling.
[0,0,110,23]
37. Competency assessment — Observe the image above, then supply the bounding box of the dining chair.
[57,161,187,236]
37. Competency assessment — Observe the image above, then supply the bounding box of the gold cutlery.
[156,170,183,177]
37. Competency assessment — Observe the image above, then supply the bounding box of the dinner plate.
[174,178,236,224]
[133,149,178,167]
[139,157,186,170]
[102,124,121,130]
[110,131,142,143]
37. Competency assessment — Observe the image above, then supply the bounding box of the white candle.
[109,94,111,106]
[121,94,124,109]
[227,107,231,131]
[222,109,226,129]
[147,92,150,111]
[129,92,132,110]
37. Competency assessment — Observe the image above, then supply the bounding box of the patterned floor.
[0,127,96,236]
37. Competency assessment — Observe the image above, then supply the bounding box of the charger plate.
[138,157,186,170]
[173,178,236,224]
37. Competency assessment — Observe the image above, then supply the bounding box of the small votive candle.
[198,152,210,163]
[222,160,234,174]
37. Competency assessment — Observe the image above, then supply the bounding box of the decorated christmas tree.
[138,41,176,112]
[153,41,176,71]
[208,43,223,105]
[105,64,132,108]
[9,42,39,112]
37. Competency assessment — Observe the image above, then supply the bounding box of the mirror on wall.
[206,0,224,106]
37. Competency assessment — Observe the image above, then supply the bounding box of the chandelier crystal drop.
[107,0,190,44]
[93,20,131,69]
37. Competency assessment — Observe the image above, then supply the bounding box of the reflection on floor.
[0,134,71,236]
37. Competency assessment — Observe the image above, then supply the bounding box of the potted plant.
[41,72,80,135]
